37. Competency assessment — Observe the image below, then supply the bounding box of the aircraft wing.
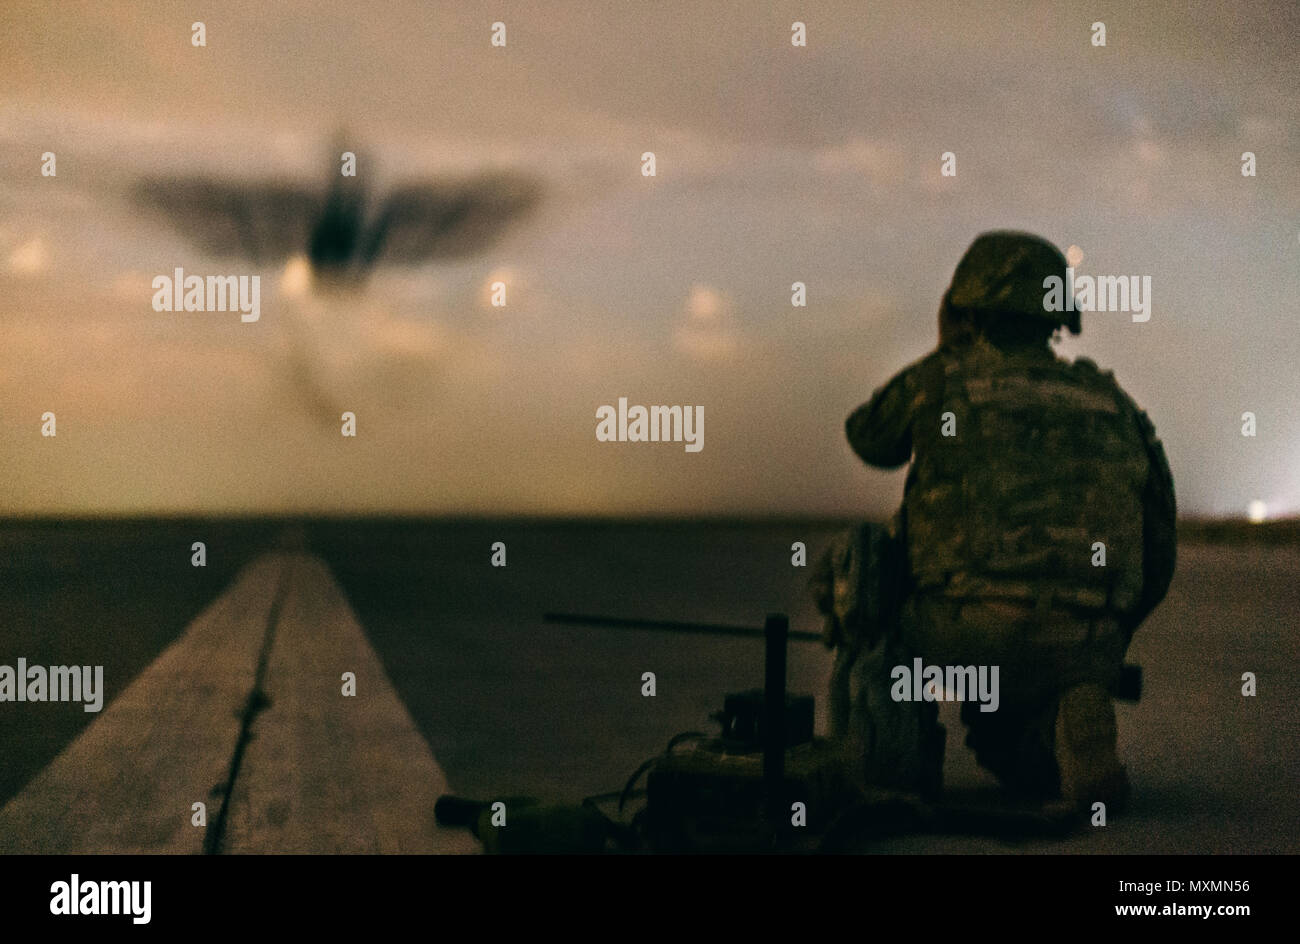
[133,177,324,265]
[361,174,540,266]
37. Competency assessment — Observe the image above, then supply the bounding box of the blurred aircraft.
[132,140,540,292]
[129,138,541,424]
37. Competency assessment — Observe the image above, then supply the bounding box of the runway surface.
[1,519,1295,853]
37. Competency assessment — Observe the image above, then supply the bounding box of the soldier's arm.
[845,352,945,468]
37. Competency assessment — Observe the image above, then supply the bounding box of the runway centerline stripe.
[0,552,478,854]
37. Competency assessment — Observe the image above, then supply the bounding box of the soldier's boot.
[962,701,1059,801]
[1055,683,1129,815]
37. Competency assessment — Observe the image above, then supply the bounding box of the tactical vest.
[904,345,1149,616]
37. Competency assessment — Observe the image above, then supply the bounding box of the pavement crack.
[202,558,291,855]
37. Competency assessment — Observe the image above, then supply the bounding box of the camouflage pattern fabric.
[810,523,944,796]
[1131,407,1177,637]
[847,336,1173,634]
[840,324,1175,798]
[808,521,905,654]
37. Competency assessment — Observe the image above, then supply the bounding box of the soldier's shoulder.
[1066,355,1130,396]
[1079,362,1166,448]
[905,346,958,374]
[1066,354,1124,379]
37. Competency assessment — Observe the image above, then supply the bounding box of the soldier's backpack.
[905,345,1151,617]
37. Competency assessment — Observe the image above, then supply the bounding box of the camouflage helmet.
[946,231,1081,334]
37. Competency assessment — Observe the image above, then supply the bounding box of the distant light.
[7,237,47,275]
[279,256,312,298]
[1065,245,1084,267]
[687,284,724,321]
[1247,500,1267,523]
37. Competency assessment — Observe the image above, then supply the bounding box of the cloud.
[1,1,1297,516]
[812,136,903,183]
[363,315,446,360]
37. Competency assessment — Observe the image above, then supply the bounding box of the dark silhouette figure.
[133,140,540,291]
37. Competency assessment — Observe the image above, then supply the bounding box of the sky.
[1,0,1297,518]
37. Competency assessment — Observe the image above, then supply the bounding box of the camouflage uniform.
[809,520,943,796]
[831,231,1176,806]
